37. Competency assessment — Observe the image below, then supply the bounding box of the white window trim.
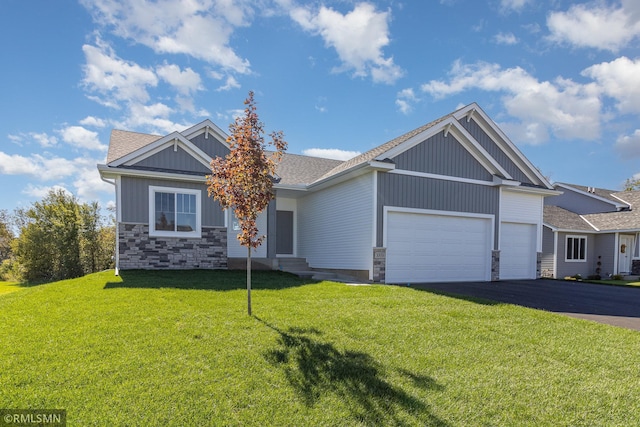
[149,185,201,238]
[565,235,587,263]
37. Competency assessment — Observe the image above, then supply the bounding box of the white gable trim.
[389,169,494,187]
[181,119,229,146]
[377,117,512,180]
[112,132,212,169]
[453,104,553,189]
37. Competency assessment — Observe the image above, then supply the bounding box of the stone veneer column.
[372,247,386,283]
[118,223,227,270]
[491,250,500,281]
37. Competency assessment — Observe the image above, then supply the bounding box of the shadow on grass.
[104,269,315,291]
[257,317,448,426]
[409,286,503,307]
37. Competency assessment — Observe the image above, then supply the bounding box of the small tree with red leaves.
[207,91,287,315]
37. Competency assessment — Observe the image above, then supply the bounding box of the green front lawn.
[1,270,639,426]
[0,280,21,295]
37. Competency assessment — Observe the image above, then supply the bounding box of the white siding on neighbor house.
[227,210,268,258]
[297,173,374,272]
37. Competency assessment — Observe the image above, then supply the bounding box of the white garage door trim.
[500,222,537,280]
[383,207,494,284]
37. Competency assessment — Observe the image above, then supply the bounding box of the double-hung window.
[565,235,586,262]
[149,186,201,238]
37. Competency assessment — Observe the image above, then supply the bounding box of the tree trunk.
[247,245,252,316]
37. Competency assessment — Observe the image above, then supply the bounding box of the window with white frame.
[565,235,586,262]
[149,186,201,238]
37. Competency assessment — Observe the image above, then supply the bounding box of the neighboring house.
[542,183,640,279]
[97,103,557,283]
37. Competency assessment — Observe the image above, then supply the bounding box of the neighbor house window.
[149,186,201,238]
[565,235,586,262]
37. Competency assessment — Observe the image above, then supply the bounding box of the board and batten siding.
[376,173,499,247]
[546,187,617,215]
[458,117,533,185]
[227,210,268,258]
[594,233,616,277]
[133,145,210,174]
[391,131,493,181]
[188,132,230,160]
[297,173,374,272]
[500,190,543,251]
[120,176,225,227]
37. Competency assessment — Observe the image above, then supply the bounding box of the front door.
[276,210,294,255]
[618,235,633,275]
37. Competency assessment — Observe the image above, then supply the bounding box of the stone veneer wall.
[491,250,500,281]
[118,223,227,270]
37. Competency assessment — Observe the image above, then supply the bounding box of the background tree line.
[0,189,115,282]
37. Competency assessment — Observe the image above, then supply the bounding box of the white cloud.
[547,3,640,51]
[59,126,107,151]
[395,88,419,114]
[31,132,58,147]
[421,60,602,144]
[0,152,80,180]
[615,129,640,158]
[582,56,640,114]
[216,75,241,91]
[302,148,360,160]
[116,102,189,134]
[82,41,158,106]
[493,32,518,45]
[22,184,71,199]
[80,0,251,73]
[156,62,203,95]
[79,116,107,128]
[289,3,403,84]
[500,0,532,13]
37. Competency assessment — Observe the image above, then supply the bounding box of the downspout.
[100,175,119,276]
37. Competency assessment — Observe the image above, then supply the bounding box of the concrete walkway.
[410,279,640,331]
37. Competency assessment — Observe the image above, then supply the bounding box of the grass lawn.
[1,270,640,426]
[586,279,640,287]
[0,280,21,295]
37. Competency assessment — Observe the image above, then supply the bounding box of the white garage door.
[385,211,492,284]
[500,222,536,280]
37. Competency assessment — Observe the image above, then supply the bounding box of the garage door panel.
[386,211,491,283]
[500,222,536,280]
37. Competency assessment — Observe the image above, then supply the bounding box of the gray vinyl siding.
[189,132,230,160]
[458,117,533,184]
[120,176,225,227]
[392,131,493,181]
[376,173,499,247]
[133,146,211,174]
[545,187,617,214]
[540,226,555,277]
[594,233,616,277]
[555,232,596,278]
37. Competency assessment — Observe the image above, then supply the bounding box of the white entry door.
[618,235,633,275]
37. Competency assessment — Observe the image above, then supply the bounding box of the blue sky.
[1,0,640,213]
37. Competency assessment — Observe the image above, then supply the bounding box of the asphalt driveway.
[410,279,640,331]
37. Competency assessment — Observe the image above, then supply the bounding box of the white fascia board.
[114,132,212,169]
[307,162,372,192]
[454,105,554,189]
[502,186,562,197]
[555,183,628,209]
[97,164,206,183]
[368,160,395,171]
[389,169,494,187]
